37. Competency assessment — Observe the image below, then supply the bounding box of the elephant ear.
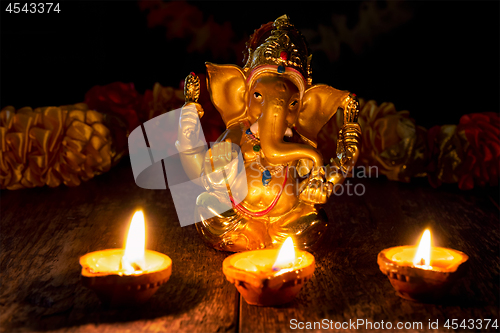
[296,84,350,147]
[206,63,248,128]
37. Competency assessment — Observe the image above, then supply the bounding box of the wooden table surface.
[1,159,499,333]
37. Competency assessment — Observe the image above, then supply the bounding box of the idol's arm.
[175,102,207,186]
[327,93,361,183]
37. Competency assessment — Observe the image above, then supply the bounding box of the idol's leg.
[268,202,328,249]
[195,191,271,252]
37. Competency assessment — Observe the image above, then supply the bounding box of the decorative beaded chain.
[245,128,287,176]
[255,155,284,176]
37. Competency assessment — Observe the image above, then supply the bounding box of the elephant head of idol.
[205,14,351,170]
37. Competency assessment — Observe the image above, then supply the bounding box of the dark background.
[1,0,498,129]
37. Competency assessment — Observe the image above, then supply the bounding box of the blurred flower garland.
[0,104,115,189]
[1,78,498,190]
[318,99,499,190]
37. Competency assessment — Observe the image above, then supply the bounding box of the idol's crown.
[244,15,312,86]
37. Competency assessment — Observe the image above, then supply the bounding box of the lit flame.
[272,237,295,271]
[413,229,431,268]
[122,210,146,272]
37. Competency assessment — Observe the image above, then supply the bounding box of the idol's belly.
[230,161,300,216]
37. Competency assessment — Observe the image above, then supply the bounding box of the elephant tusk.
[250,122,259,137]
[250,121,292,138]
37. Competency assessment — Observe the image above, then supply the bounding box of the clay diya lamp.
[378,229,469,302]
[80,211,172,307]
[223,237,315,306]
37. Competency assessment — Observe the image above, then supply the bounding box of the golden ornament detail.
[183,72,204,118]
[184,72,200,104]
[0,104,116,189]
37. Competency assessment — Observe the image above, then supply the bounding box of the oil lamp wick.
[131,262,142,270]
[418,258,425,266]
[119,258,143,271]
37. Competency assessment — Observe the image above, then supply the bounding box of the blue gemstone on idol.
[246,129,252,135]
[262,169,272,186]
[277,65,285,73]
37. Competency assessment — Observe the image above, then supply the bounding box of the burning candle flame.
[122,210,146,272]
[413,229,431,268]
[272,237,295,271]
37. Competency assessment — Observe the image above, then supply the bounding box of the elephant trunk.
[258,99,323,168]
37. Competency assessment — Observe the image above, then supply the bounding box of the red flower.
[84,82,143,132]
[458,112,500,190]
[84,75,227,153]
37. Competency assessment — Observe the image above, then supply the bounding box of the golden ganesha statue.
[176,15,361,252]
